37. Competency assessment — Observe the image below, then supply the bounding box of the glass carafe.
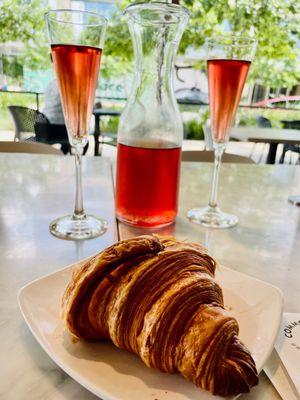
[116,1,189,228]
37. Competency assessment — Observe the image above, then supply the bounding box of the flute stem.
[208,143,225,209]
[73,146,86,220]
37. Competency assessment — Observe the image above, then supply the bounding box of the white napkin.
[264,312,300,399]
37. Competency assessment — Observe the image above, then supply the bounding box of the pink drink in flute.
[46,10,107,240]
[208,59,251,142]
[51,44,102,141]
[187,35,257,228]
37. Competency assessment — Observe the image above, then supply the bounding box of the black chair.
[280,120,300,164]
[34,121,71,155]
[8,106,48,141]
[8,106,88,155]
[35,122,89,155]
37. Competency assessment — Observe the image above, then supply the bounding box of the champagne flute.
[45,9,108,240]
[188,35,257,228]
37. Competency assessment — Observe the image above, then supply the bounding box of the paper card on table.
[264,349,299,400]
[275,312,300,396]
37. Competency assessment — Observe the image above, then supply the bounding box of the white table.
[1,153,300,399]
[230,127,300,164]
[0,154,117,400]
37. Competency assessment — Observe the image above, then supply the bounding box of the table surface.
[2,154,300,400]
[0,154,117,400]
[231,126,300,144]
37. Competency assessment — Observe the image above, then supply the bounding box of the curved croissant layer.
[62,235,258,397]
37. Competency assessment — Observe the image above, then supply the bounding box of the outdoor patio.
[1,1,300,400]
[1,128,299,164]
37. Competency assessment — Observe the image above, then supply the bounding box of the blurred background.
[0,0,299,161]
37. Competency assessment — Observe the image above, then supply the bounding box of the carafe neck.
[126,3,189,90]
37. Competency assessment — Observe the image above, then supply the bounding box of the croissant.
[62,235,258,397]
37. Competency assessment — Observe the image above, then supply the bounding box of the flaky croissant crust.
[62,235,258,396]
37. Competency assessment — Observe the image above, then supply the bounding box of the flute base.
[49,214,107,240]
[187,205,238,229]
[288,195,300,206]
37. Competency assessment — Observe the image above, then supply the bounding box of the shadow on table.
[62,331,215,400]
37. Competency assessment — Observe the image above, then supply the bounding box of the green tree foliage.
[0,0,50,71]
[105,0,300,88]
[0,0,299,88]
[2,55,23,81]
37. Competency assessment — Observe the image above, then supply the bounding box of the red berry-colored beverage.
[116,141,181,227]
[208,59,251,142]
[51,44,102,139]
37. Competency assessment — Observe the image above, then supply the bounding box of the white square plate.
[18,260,283,400]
